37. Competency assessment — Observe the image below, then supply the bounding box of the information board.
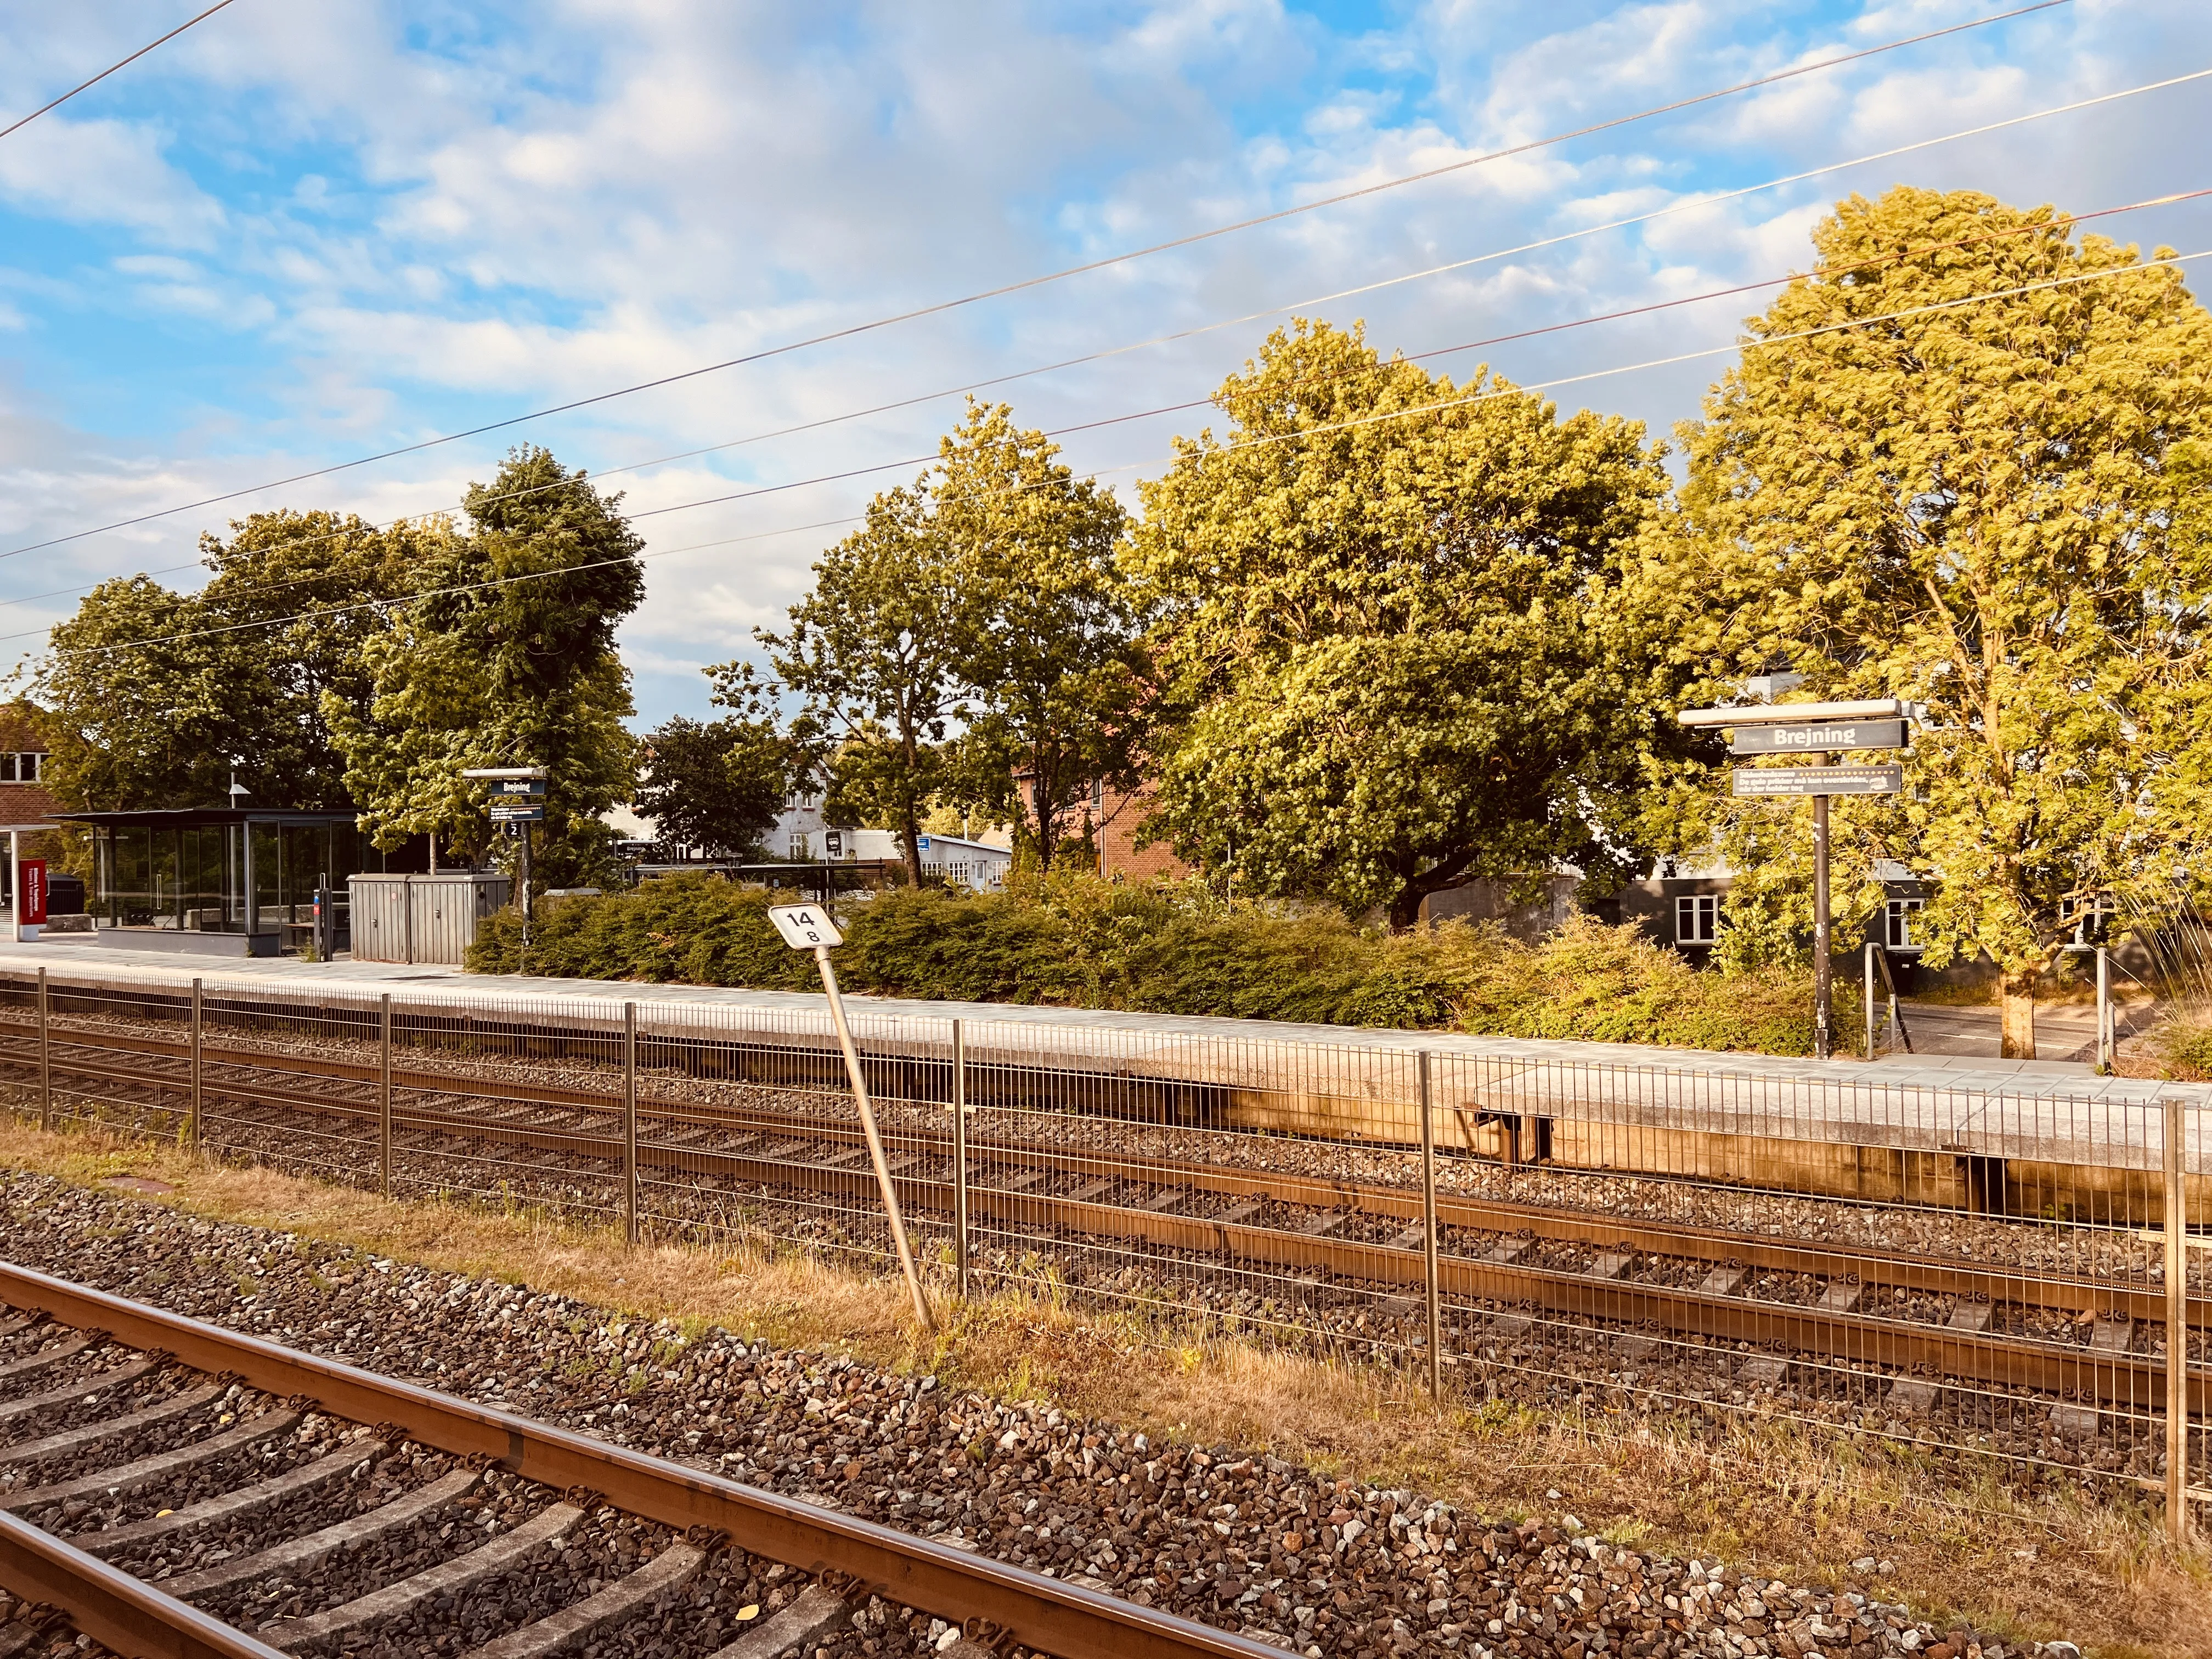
[1733,766,1903,797]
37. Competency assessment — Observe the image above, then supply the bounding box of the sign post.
[767,902,934,1332]
[1680,699,1914,1060]
[462,768,548,952]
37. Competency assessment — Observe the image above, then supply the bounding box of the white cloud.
[0,0,2208,722]
[0,117,225,246]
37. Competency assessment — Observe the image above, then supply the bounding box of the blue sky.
[3,0,2209,727]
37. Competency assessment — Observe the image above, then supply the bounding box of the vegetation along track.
[0,1260,1285,1659]
[1,1010,2202,1430]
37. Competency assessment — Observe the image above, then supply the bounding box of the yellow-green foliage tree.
[327,447,644,887]
[1134,320,1677,930]
[1641,187,2212,1056]
[37,510,423,810]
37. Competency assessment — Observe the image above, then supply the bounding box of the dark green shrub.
[468,871,1842,1054]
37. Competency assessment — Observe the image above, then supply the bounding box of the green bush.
[468,871,1841,1053]
[2147,1006,2212,1080]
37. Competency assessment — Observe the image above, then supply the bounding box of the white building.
[914,833,1013,892]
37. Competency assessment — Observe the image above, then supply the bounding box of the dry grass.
[1,1118,2204,1659]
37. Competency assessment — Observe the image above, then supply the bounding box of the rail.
[0,1261,1286,1659]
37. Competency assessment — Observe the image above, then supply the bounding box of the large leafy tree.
[1133,320,1675,929]
[329,447,645,887]
[1645,186,2212,1057]
[37,510,422,810]
[935,401,1148,871]
[634,668,802,860]
[756,485,970,886]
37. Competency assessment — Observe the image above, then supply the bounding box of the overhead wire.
[33,245,2203,661]
[0,0,2074,564]
[9,62,2202,618]
[0,0,240,144]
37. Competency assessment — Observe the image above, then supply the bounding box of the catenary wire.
[10,63,2202,619]
[16,178,2197,627]
[0,0,2072,563]
[32,246,2202,661]
[0,0,240,144]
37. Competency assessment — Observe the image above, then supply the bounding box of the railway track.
[0,1261,1284,1659]
[4,1019,2205,1423]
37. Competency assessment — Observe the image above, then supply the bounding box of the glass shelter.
[54,808,370,956]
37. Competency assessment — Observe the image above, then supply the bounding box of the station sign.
[1729,719,1907,755]
[489,803,546,822]
[1733,766,1903,798]
[492,779,548,795]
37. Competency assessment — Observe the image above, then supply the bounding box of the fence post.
[623,1002,639,1250]
[952,1019,969,1300]
[188,978,202,1153]
[1420,1050,1442,1401]
[35,967,49,1132]
[1864,945,1877,1058]
[2098,947,2114,1073]
[378,994,393,1198]
[2167,1094,2193,1546]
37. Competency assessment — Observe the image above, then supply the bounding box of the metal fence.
[0,964,2201,1536]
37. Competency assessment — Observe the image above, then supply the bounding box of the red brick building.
[1093,784,1189,882]
[0,703,59,833]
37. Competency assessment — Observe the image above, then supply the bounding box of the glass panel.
[110,827,155,927]
[249,823,280,933]
[180,826,230,930]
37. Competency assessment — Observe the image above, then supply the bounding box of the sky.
[2,0,2209,729]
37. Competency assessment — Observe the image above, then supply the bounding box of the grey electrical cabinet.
[347,872,512,964]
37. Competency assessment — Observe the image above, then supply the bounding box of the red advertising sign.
[18,859,46,927]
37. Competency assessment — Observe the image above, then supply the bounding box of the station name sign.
[1733,766,1903,798]
[1728,719,1906,755]
[492,779,548,795]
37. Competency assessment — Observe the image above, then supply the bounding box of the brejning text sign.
[767,904,843,949]
[1728,719,1907,755]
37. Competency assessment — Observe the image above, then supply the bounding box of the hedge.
[468,872,1840,1054]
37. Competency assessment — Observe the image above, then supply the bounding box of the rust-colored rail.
[18,1036,2209,1417]
[14,1022,2205,1334]
[0,1261,1284,1659]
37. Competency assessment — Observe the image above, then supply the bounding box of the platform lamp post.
[462,766,548,951]
[1677,698,1917,1060]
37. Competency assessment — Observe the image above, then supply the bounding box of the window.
[0,754,38,783]
[1675,894,1718,945]
[1886,898,1924,951]
[788,834,810,860]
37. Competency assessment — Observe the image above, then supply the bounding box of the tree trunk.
[1031,770,1053,873]
[1999,968,2036,1060]
[1388,887,1424,933]
[899,799,924,890]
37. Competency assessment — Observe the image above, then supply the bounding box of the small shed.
[348,871,512,965]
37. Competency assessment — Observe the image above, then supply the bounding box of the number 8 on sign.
[767,904,843,949]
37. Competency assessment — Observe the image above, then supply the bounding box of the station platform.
[0,934,2201,1220]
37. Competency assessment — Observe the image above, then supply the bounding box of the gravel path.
[0,1169,2080,1659]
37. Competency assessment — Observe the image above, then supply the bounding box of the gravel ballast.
[0,1169,2079,1659]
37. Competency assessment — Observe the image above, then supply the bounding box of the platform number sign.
[767,904,843,949]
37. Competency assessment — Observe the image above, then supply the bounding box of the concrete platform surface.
[0,934,2202,1184]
